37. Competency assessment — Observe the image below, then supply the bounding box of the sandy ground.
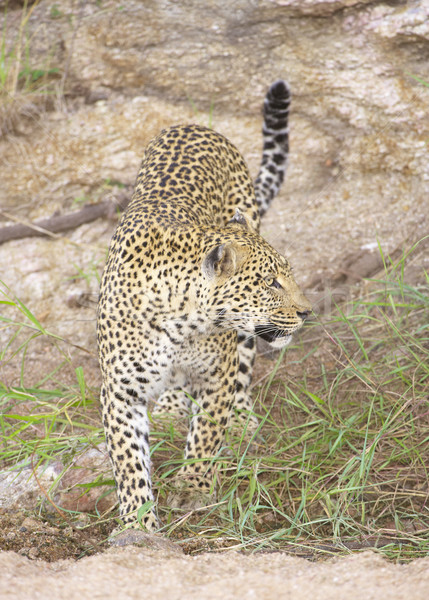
[1,547,429,600]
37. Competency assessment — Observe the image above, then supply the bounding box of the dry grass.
[0,0,63,136]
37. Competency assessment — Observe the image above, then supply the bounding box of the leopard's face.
[200,227,311,348]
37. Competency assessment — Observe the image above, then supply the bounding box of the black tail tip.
[268,80,290,100]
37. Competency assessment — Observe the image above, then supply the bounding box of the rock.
[0,464,60,510]
[372,3,429,42]
[266,0,375,17]
[109,530,183,555]
[0,444,114,515]
[19,516,44,532]
[51,443,116,514]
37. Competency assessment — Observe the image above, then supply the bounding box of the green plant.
[151,238,429,559]
[186,93,215,129]
[49,4,63,19]
[1,238,428,560]
[103,178,126,189]
[72,194,92,207]
[69,259,102,286]
[0,281,102,470]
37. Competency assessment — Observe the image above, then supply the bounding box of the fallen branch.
[0,194,130,245]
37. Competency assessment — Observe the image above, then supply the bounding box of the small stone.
[109,529,183,555]
[20,517,42,531]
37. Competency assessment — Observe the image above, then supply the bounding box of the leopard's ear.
[202,243,246,279]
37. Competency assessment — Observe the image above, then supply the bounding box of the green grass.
[0,281,102,470]
[186,93,215,129]
[0,239,428,560]
[151,238,429,558]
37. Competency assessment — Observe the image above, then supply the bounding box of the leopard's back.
[123,124,259,232]
[120,79,291,236]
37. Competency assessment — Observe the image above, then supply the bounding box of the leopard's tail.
[254,80,290,217]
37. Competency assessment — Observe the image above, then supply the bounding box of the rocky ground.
[0,0,428,597]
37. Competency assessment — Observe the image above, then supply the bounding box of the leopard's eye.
[264,276,282,290]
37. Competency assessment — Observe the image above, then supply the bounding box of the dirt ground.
[1,0,428,597]
[1,547,429,600]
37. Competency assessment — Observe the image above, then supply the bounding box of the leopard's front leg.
[100,374,158,531]
[232,331,259,432]
[169,332,237,509]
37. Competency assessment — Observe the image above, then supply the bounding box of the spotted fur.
[97,81,311,530]
[154,80,291,424]
[254,80,291,216]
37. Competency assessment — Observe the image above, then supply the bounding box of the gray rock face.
[0,465,59,510]
[68,0,429,285]
[2,1,428,281]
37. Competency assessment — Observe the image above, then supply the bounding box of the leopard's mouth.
[254,325,292,349]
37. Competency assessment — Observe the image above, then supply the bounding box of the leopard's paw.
[167,471,216,511]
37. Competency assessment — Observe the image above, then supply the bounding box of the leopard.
[97,80,311,531]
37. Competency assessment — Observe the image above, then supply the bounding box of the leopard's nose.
[297,310,311,321]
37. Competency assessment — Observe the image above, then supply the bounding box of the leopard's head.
[201,219,311,349]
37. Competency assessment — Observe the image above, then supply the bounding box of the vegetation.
[1,238,428,560]
[1,0,427,563]
[0,0,64,135]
